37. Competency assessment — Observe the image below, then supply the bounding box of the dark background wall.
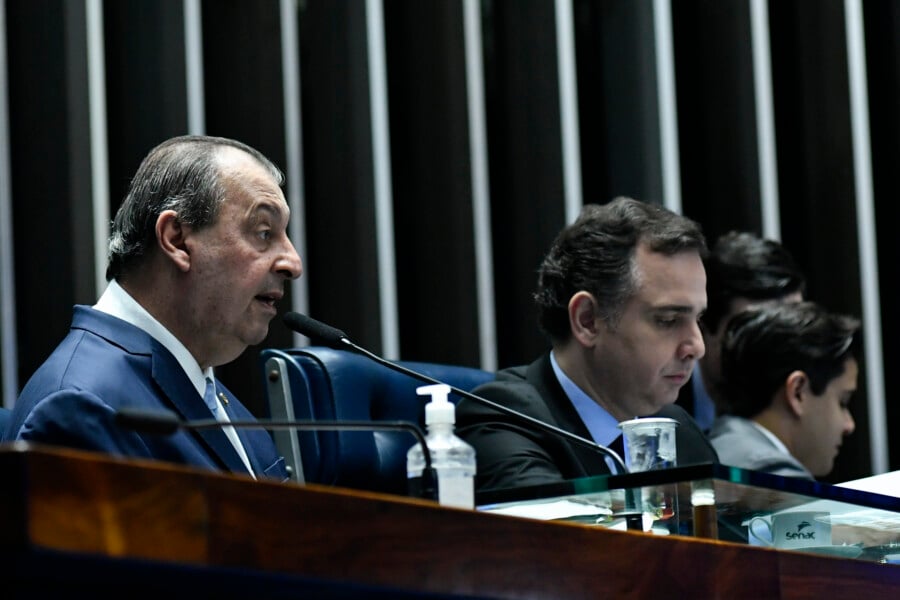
[1,0,895,485]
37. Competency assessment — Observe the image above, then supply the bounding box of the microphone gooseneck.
[281,312,629,475]
[113,407,437,500]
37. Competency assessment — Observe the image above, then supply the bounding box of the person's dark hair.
[106,135,284,281]
[534,196,707,341]
[701,231,806,334]
[720,301,860,419]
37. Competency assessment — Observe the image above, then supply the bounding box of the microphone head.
[114,407,182,435]
[283,312,348,348]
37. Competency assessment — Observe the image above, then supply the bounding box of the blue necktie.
[201,377,254,475]
[203,377,218,416]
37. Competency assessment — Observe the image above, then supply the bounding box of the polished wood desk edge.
[2,443,898,599]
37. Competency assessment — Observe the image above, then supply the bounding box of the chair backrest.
[0,406,11,437]
[260,347,494,495]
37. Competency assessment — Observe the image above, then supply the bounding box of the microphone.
[284,312,347,347]
[113,407,437,501]
[282,312,628,475]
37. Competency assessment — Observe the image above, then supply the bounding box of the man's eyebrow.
[653,305,696,313]
[251,201,290,222]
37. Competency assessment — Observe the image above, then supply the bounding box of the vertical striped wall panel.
[0,0,892,483]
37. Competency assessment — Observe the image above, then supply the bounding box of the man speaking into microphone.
[456,197,719,491]
[2,135,302,481]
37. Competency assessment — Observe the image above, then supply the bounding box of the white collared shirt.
[94,280,255,477]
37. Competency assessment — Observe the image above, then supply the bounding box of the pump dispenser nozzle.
[417,383,455,425]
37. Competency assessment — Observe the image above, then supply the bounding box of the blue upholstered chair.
[260,347,493,496]
[0,406,11,437]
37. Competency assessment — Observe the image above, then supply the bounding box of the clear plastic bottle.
[406,383,476,509]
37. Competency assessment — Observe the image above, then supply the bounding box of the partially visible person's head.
[699,231,806,397]
[107,135,302,369]
[535,196,708,419]
[721,301,859,476]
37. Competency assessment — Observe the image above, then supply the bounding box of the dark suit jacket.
[3,306,287,480]
[456,353,718,491]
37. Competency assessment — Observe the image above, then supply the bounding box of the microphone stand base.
[614,511,645,532]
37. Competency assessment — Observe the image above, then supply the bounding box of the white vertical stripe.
[86,0,110,297]
[463,0,497,372]
[365,0,400,359]
[749,0,781,240]
[0,0,19,407]
[554,0,583,223]
[184,0,206,134]
[653,0,682,214]
[280,0,310,348]
[844,0,887,474]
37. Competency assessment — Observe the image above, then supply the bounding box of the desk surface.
[479,462,900,552]
[2,442,899,598]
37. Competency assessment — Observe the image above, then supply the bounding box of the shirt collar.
[550,351,621,447]
[94,279,213,397]
[749,420,792,455]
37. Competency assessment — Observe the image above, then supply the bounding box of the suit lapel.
[149,347,252,475]
[73,306,256,476]
[526,354,614,475]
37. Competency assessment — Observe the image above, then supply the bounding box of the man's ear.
[156,210,191,272]
[784,370,808,417]
[568,291,601,347]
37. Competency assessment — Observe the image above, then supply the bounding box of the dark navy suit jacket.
[2,306,287,481]
[456,352,718,492]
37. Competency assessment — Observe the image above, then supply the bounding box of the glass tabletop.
[475,464,900,563]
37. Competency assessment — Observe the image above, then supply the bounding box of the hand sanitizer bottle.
[406,383,476,508]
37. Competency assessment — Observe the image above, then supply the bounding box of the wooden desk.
[1,443,897,598]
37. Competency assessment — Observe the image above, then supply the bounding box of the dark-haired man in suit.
[457,197,718,491]
[709,301,859,479]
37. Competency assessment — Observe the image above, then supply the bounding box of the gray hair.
[106,135,283,281]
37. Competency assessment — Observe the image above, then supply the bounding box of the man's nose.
[679,321,705,361]
[276,238,303,279]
